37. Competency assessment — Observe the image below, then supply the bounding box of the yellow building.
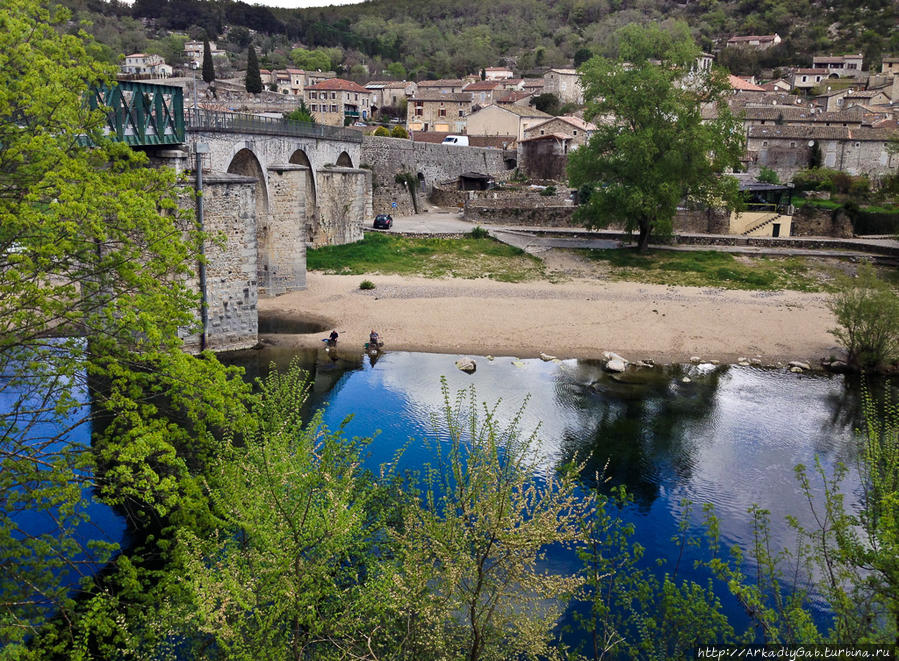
[729,181,794,237]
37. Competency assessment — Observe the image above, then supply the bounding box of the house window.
[540,129,544,135]
[331,104,337,113]
[790,142,796,147]
[458,109,464,117]
[801,76,807,82]
[310,92,317,99]
[762,141,768,146]
[573,130,578,135]
[439,107,447,117]
[331,92,336,99]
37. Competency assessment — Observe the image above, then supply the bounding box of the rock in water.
[789,360,811,371]
[539,352,557,362]
[455,358,477,374]
[605,357,627,373]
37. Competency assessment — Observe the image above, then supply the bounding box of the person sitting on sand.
[329,330,338,345]
[369,329,380,346]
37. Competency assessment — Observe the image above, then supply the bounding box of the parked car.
[373,214,393,229]
[441,135,469,146]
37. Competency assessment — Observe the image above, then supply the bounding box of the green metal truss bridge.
[90,81,185,147]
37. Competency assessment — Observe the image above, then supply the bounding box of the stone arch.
[417,171,426,195]
[336,151,353,168]
[289,149,318,243]
[227,147,270,291]
[504,157,518,170]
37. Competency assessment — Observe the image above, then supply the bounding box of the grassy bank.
[581,248,829,291]
[306,231,545,282]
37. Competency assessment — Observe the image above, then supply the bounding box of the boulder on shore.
[602,351,628,373]
[539,352,557,362]
[455,358,477,374]
[789,360,811,371]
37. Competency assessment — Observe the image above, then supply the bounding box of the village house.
[183,40,222,70]
[522,78,545,95]
[484,66,514,80]
[365,80,417,111]
[466,104,552,144]
[120,53,172,79]
[842,89,892,109]
[494,90,534,107]
[463,80,504,107]
[416,79,470,95]
[791,68,828,91]
[406,92,472,133]
[747,124,898,180]
[305,78,373,126]
[543,69,583,105]
[812,54,864,78]
[518,134,573,180]
[812,87,857,112]
[882,57,899,75]
[726,34,782,50]
[523,115,597,147]
[761,79,792,93]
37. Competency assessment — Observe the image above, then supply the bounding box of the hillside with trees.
[60,0,898,80]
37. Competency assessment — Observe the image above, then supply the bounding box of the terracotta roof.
[522,78,545,88]
[463,81,502,91]
[793,68,828,75]
[308,78,370,93]
[411,92,472,102]
[472,104,550,118]
[729,75,766,91]
[365,80,410,88]
[286,68,303,74]
[813,55,862,63]
[494,91,533,103]
[844,90,883,98]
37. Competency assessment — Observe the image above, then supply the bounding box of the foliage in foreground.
[828,263,899,369]
[306,231,544,282]
[0,1,248,655]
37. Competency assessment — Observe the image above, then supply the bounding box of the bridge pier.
[262,164,308,296]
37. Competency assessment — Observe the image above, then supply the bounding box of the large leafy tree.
[0,0,247,654]
[568,22,745,251]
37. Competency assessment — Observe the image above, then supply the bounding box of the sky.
[249,0,364,7]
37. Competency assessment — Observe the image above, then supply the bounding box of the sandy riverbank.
[257,272,840,366]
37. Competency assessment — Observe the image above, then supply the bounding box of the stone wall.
[673,208,730,234]
[315,167,371,245]
[196,174,260,352]
[360,136,514,215]
[790,204,854,238]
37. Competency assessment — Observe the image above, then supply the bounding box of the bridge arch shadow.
[227,147,270,291]
[336,151,353,168]
[289,149,317,244]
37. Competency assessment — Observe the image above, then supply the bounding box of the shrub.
[373,126,390,137]
[390,125,409,138]
[539,185,556,197]
[827,263,899,369]
[757,167,779,184]
[359,279,375,290]
[469,226,490,239]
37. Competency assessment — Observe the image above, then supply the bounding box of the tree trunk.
[637,221,652,252]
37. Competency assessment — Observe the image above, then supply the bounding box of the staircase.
[741,214,783,236]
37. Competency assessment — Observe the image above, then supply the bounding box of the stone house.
[305,78,374,126]
[523,115,596,147]
[747,124,898,180]
[842,89,891,108]
[761,79,792,92]
[466,104,552,143]
[463,80,504,108]
[183,41,223,70]
[543,68,583,105]
[812,87,856,112]
[416,79,469,94]
[365,80,416,111]
[791,68,828,91]
[726,34,782,50]
[522,78,545,95]
[882,57,899,75]
[494,90,534,107]
[519,134,572,180]
[406,92,472,133]
[812,54,864,77]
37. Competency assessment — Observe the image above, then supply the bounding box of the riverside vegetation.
[2,6,898,658]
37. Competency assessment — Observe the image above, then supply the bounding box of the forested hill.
[63,0,898,79]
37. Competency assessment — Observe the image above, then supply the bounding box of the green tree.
[758,166,780,184]
[245,44,262,93]
[531,92,561,115]
[827,263,899,370]
[809,139,823,169]
[374,125,391,136]
[202,38,215,83]
[573,46,593,67]
[285,99,315,123]
[386,60,407,79]
[390,125,409,138]
[290,47,332,72]
[568,23,745,251]
[0,1,247,653]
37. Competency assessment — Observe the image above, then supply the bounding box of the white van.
[442,135,469,146]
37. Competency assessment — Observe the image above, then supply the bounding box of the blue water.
[230,347,876,641]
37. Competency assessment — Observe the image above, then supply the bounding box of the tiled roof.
[522,78,545,88]
[417,79,464,87]
[793,68,828,75]
[365,80,410,88]
[308,78,370,93]
[476,104,550,118]
[729,75,766,91]
[463,81,502,91]
[494,91,533,103]
[844,90,883,98]
[529,115,597,132]
[520,132,572,143]
[411,92,472,102]
[748,124,892,141]
[546,68,578,75]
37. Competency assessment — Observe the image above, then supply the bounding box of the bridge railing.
[186,108,363,143]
